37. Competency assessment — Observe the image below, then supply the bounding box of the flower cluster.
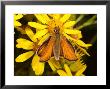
[14,14,94,76]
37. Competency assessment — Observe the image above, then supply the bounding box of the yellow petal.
[64,29,77,34]
[41,14,50,22]
[57,70,67,76]
[72,29,82,34]
[80,74,85,76]
[63,21,76,28]
[75,65,87,76]
[14,21,22,27]
[28,22,47,29]
[76,40,92,48]
[48,14,60,20]
[62,33,74,41]
[16,38,34,50]
[64,29,73,34]
[64,64,72,76]
[49,57,62,69]
[76,45,90,56]
[70,59,83,72]
[35,14,48,24]
[53,14,60,20]
[64,29,82,39]
[14,14,23,20]
[60,14,71,23]
[32,54,45,75]
[15,51,34,62]
[25,27,36,42]
[73,29,82,39]
[48,60,56,71]
[38,33,50,45]
[33,29,48,40]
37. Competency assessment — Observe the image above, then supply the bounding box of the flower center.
[48,19,63,35]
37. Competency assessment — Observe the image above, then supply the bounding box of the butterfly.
[37,27,77,62]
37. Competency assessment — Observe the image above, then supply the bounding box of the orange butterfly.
[37,27,77,62]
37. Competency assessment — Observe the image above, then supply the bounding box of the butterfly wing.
[38,36,55,62]
[61,36,77,61]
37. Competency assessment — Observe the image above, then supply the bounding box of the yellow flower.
[28,14,76,44]
[15,27,45,75]
[28,14,91,47]
[57,64,72,76]
[48,57,86,76]
[57,59,87,76]
[28,14,92,61]
[48,57,62,71]
[15,14,91,76]
[14,14,26,34]
[75,64,87,76]
[70,59,87,76]
[47,57,72,76]
[14,14,23,27]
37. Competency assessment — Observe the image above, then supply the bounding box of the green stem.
[76,15,97,30]
[74,14,85,27]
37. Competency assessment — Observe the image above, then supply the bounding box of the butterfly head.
[54,27,60,34]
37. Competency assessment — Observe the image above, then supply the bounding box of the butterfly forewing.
[38,37,55,62]
[61,36,77,61]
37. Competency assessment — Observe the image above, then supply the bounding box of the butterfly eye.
[54,27,60,34]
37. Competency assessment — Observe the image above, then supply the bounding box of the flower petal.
[41,14,50,22]
[76,40,92,48]
[64,29,77,34]
[80,74,85,76]
[72,30,82,39]
[48,60,56,71]
[76,45,90,56]
[64,64,72,76]
[25,27,36,42]
[14,14,23,20]
[15,51,34,62]
[53,14,60,19]
[16,38,34,50]
[60,14,71,23]
[28,22,47,29]
[14,21,22,27]
[64,29,82,39]
[33,29,48,40]
[62,33,74,41]
[70,59,83,72]
[63,21,76,28]
[32,54,45,75]
[38,33,50,45]
[57,70,67,76]
[35,14,48,24]
[49,57,62,69]
[75,65,87,76]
